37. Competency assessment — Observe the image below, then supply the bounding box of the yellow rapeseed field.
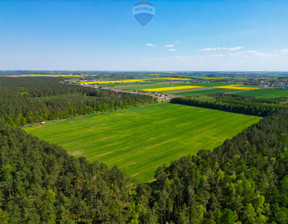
[80,79,149,84]
[142,86,203,92]
[214,85,260,91]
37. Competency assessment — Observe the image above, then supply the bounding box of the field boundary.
[21,102,165,128]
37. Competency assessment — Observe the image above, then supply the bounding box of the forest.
[0,77,156,126]
[171,94,287,117]
[1,78,288,223]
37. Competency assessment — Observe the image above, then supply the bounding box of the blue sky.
[0,0,287,71]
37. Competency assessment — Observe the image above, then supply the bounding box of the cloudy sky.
[0,0,287,71]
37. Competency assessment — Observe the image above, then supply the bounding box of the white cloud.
[209,50,272,57]
[200,47,223,51]
[210,54,225,57]
[146,43,157,47]
[200,46,244,51]
[227,46,244,51]
[244,50,271,57]
[280,49,288,54]
[165,44,175,48]
[168,49,176,52]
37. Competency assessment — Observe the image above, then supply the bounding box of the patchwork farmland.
[120,82,228,91]
[25,103,261,182]
[100,80,263,97]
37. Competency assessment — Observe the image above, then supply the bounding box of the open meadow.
[172,88,242,96]
[25,103,261,182]
[233,88,288,98]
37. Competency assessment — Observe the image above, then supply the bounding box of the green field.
[173,88,242,96]
[233,88,288,98]
[25,103,261,182]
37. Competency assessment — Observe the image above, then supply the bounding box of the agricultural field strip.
[192,77,229,79]
[25,74,97,77]
[80,78,193,84]
[173,88,243,96]
[161,88,218,95]
[215,84,260,91]
[233,88,288,98]
[141,86,203,92]
[25,103,261,182]
[121,82,229,91]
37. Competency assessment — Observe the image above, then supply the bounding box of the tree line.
[171,94,286,117]
[0,77,157,126]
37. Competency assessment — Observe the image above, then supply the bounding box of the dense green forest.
[146,108,288,223]
[1,77,288,223]
[0,77,156,126]
[0,121,134,223]
[171,94,287,116]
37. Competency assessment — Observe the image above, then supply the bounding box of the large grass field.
[25,103,261,182]
[233,88,288,98]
